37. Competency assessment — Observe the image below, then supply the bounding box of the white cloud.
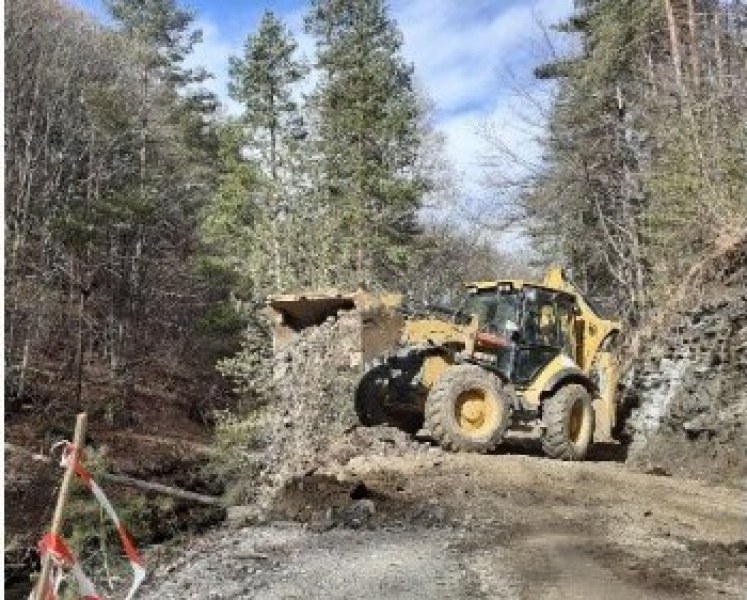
[392,0,573,244]
[394,0,571,117]
[186,19,243,115]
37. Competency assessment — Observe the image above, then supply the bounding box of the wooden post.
[34,413,87,600]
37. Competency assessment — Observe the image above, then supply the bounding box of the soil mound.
[269,472,450,530]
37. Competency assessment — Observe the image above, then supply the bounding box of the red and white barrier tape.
[36,533,101,600]
[32,442,146,600]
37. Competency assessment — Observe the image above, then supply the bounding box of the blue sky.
[71,0,574,238]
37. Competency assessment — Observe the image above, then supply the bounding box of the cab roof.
[466,279,573,297]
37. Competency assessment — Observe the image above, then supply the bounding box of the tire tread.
[541,384,592,461]
[424,364,509,454]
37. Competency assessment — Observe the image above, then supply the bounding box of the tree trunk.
[686,0,700,88]
[713,10,725,90]
[663,0,685,94]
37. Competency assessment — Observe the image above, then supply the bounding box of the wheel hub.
[454,389,499,436]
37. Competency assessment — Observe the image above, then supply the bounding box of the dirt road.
[140,445,745,599]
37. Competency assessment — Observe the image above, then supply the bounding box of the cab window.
[556,299,576,360]
[522,289,560,347]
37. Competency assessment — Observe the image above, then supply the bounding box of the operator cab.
[461,283,578,386]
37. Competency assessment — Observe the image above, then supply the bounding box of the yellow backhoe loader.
[268,268,621,460]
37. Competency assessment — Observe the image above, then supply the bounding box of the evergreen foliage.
[221,11,311,294]
[514,0,746,321]
[306,0,428,287]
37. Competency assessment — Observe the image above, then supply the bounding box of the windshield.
[461,289,520,336]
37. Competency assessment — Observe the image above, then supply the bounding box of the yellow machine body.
[383,269,620,438]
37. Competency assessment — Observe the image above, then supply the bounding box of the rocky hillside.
[624,235,747,482]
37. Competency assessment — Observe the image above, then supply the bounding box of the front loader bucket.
[267,290,405,369]
[269,293,356,330]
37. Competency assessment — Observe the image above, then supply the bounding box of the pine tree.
[306,0,428,287]
[103,0,219,402]
[105,0,206,85]
[200,122,259,280]
[524,0,659,319]
[229,11,306,184]
[225,11,308,293]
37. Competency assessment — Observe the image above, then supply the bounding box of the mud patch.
[686,539,747,574]
[269,473,451,530]
[589,541,701,596]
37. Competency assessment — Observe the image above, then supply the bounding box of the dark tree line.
[5,0,232,417]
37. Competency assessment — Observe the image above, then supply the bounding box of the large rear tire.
[425,364,510,453]
[354,363,389,426]
[354,363,423,433]
[541,384,593,460]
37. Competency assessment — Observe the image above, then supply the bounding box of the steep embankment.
[624,235,747,482]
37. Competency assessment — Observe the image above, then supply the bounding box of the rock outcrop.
[623,236,747,482]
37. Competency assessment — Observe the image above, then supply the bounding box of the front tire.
[541,384,593,460]
[425,364,510,453]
